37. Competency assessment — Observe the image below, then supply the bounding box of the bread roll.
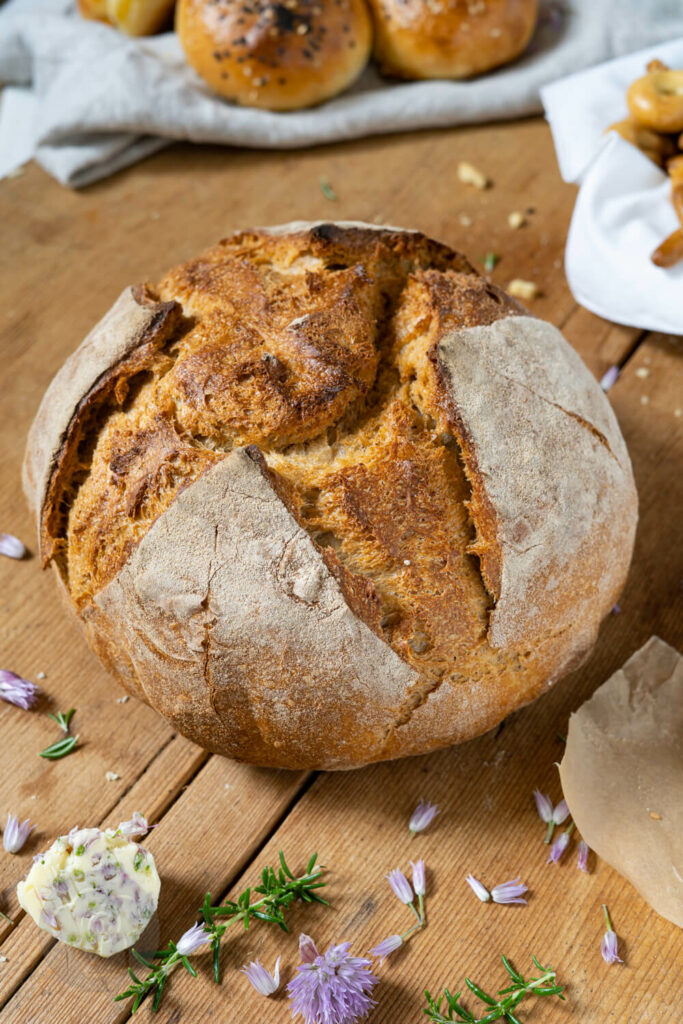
[77,0,175,36]
[366,0,539,80]
[24,222,637,771]
[176,0,372,110]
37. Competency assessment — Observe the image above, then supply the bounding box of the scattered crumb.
[508,278,539,301]
[635,367,650,379]
[404,559,411,566]
[675,408,682,418]
[458,212,473,227]
[372,212,384,224]
[29,794,36,800]
[36,671,46,680]
[116,695,129,704]
[457,161,489,190]
[640,395,649,405]
[649,811,662,820]
[225,783,231,790]
[508,211,526,229]
[0,954,7,962]
[105,771,120,782]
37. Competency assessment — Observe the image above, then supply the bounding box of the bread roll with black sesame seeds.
[176,0,372,110]
[366,0,538,80]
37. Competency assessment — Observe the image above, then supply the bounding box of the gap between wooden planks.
[1,119,681,1023]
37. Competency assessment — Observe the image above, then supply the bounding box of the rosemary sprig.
[320,177,338,201]
[424,955,564,1023]
[48,708,75,732]
[115,851,327,1014]
[39,734,79,759]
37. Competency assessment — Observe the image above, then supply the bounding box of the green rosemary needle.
[48,708,75,733]
[115,851,327,1014]
[424,954,564,1023]
[39,734,79,759]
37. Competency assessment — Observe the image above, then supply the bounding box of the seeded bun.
[365,0,539,80]
[24,222,637,770]
[175,0,372,110]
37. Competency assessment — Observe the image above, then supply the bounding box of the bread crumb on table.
[457,161,490,190]
[116,695,129,704]
[649,811,662,820]
[635,367,650,378]
[105,771,121,782]
[508,278,539,300]
[641,395,649,405]
[508,211,526,229]
[458,212,473,227]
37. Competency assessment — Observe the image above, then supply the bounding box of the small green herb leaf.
[48,708,75,733]
[482,251,499,273]
[39,734,79,759]
[320,177,338,201]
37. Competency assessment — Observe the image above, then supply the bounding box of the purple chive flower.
[552,799,570,825]
[0,670,40,710]
[0,533,26,559]
[242,956,281,996]
[410,860,426,897]
[386,868,413,906]
[533,790,554,823]
[601,905,622,964]
[175,923,209,956]
[408,800,439,836]
[577,840,590,872]
[299,933,320,964]
[547,827,572,864]
[465,874,490,902]
[491,879,528,905]
[600,364,619,391]
[2,813,35,854]
[369,934,403,963]
[287,935,379,1024]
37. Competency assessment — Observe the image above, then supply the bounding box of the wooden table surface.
[1,119,681,1024]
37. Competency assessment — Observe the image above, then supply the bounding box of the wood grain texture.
[0,116,681,1024]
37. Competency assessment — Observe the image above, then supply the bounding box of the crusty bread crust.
[23,222,638,769]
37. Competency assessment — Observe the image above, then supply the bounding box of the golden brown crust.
[365,0,539,80]
[175,0,373,110]
[24,222,638,769]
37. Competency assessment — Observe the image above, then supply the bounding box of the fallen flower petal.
[386,868,413,905]
[175,922,209,957]
[600,364,619,391]
[491,878,528,905]
[369,934,403,963]
[299,933,319,964]
[2,814,34,854]
[577,840,590,872]
[242,956,281,996]
[533,790,554,823]
[409,800,440,836]
[552,799,570,825]
[115,812,150,838]
[547,827,572,864]
[410,859,426,897]
[601,905,623,964]
[465,874,490,902]
[288,938,378,1024]
[0,534,26,559]
[0,670,39,710]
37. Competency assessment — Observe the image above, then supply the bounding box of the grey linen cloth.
[1,0,682,187]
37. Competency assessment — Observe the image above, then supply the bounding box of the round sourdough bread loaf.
[23,223,638,770]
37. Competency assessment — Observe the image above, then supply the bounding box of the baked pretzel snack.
[78,0,174,35]
[651,154,683,268]
[607,118,677,168]
[628,65,683,134]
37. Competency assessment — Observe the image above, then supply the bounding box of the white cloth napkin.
[542,38,683,336]
[2,0,683,188]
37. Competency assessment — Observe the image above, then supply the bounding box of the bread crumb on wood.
[508,278,539,300]
[457,161,490,190]
[105,771,121,782]
[508,211,526,229]
[649,811,662,820]
[116,695,129,704]
[36,671,46,680]
[640,394,649,405]
[675,408,682,417]
[458,212,473,227]
[635,367,650,378]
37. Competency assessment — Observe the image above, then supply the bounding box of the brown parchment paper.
[560,636,683,928]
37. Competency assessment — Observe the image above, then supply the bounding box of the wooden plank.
[0,734,206,1007]
[24,328,676,1024]
[0,757,309,1023]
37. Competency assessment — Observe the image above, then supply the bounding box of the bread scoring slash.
[23,222,638,769]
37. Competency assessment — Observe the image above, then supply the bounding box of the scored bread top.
[24,222,638,767]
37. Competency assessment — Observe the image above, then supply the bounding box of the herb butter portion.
[17,819,160,957]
